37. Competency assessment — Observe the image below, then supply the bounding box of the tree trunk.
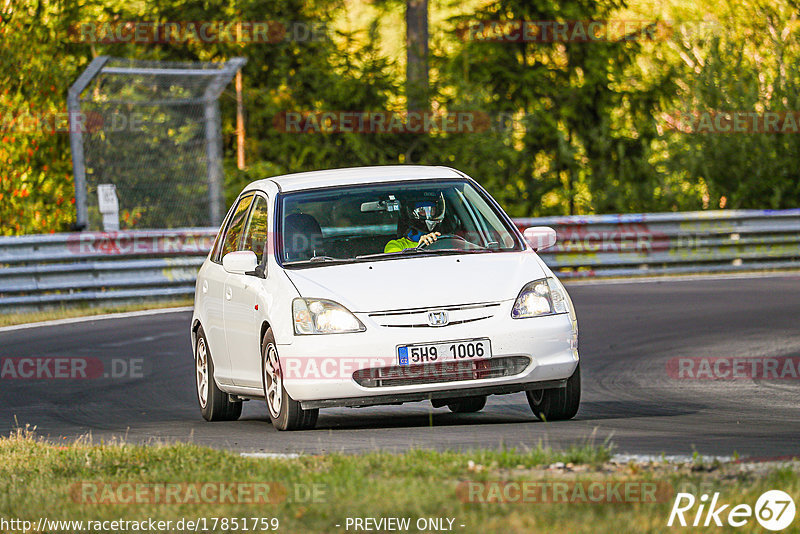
[406,0,428,112]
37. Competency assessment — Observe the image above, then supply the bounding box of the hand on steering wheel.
[416,232,441,247]
[416,232,471,248]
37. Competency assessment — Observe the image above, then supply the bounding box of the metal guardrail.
[0,229,215,309]
[1,209,799,310]
[517,208,800,278]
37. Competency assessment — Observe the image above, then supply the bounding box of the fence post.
[202,57,248,227]
[68,56,109,231]
[204,101,224,227]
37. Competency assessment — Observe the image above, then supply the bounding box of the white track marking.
[565,270,800,286]
[612,453,733,464]
[0,306,193,333]
[2,270,798,331]
[240,452,302,459]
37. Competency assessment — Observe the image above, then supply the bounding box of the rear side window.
[241,195,270,261]
[215,194,254,262]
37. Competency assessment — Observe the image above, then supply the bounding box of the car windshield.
[278,179,522,265]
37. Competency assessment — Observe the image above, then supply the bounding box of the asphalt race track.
[1,276,799,458]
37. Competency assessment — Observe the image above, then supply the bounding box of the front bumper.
[300,379,568,409]
[277,300,579,403]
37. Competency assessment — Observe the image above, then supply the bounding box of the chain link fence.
[68,56,246,231]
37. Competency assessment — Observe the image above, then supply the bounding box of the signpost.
[97,184,119,231]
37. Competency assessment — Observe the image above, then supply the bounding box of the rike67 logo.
[668,490,796,531]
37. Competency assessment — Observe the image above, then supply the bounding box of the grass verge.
[0,298,193,328]
[1,431,798,533]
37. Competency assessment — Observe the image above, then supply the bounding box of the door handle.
[225,287,232,300]
[202,280,208,294]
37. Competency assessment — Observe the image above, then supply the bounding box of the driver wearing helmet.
[384,193,446,253]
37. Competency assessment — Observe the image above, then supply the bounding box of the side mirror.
[523,226,557,251]
[222,250,259,275]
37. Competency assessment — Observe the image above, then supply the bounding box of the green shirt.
[384,237,417,253]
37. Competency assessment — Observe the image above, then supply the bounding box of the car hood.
[283,251,547,313]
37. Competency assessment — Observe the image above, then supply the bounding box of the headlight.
[511,278,569,318]
[292,298,366,334]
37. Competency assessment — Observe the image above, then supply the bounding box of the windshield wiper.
[283,256,351,266]
[355,246,502,261]
[401,247,480,255]
[354,253,385,260]
[353,248,439,260]
[308,255,345,263]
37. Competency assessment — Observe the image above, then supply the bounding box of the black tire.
[526,363,581,421]
[447,396,487,413]
[195,326,242,422]
[261,329,318,431]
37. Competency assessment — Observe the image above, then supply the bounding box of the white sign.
[97,184,119,231]
[97,184,119,214]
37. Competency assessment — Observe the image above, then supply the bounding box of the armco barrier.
[1,209,799,311]
[0,229,215,309]
[517,208,800,278]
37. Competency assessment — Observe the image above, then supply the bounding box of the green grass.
[0,298,193,327]
[1,430,797,533]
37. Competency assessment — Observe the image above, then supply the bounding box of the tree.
[406,0,428,111]
[438,0,669,216]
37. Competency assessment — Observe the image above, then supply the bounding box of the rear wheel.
[262,329,318,431]
[526,364,581,421]
[195,326,242,421]
[447,396,487,413]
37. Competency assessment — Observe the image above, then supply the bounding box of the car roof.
[249,165,466,193]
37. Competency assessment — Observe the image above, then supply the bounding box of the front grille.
[368,302,501,328]
[352,356,530,388]
[376,316,493,328]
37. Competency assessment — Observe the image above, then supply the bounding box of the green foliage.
[0,0,83,234]
[2,0,800,234]
[661,0,800,209]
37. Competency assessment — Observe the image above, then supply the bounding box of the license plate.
[397,339,492,366]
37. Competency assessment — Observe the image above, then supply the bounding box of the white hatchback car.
[191,165,580,430]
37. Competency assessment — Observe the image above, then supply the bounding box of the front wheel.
[526,363,581,421]
[262,329,318,431]
[195,326,242,422]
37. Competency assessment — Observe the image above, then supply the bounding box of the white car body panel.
[195,261,232,384]
[250,165,463,192]
[283,252,548,313]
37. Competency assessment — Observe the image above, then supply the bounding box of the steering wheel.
[417,234,474,250]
